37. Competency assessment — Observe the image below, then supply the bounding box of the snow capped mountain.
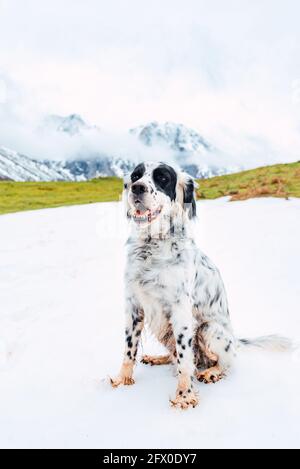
[42,114,94,136]
[0,147,73,182]
[131,121,211,154]
[0,146,134,182]
[131,121,240,178]
[63,157,134,180]
[0,116,241,182]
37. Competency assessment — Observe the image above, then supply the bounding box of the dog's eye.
[131,174,140,183]
[157,174,169,184]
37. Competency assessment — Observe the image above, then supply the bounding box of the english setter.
[111,162,291,409]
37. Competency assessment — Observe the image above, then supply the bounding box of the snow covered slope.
[0,146,74,182]
[0,144,133,182]
[0,198,299,449]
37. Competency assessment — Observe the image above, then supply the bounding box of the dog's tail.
[237,335,295,352]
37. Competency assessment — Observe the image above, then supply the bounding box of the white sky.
[0,0,300,164]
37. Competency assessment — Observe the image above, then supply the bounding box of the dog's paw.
[196,367,225,385]
[170,390,199,410]
[141,355,172,366]
[110,376,135,388]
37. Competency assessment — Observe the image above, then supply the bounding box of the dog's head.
[124,162,197,234]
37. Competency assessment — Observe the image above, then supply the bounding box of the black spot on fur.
[131,163,146,183]
[225,341,232,353]
[177,333,184,345]
[200,322,209,333]
[152,164,177,201]
[164,310,172,320]
[240,339,250,345]
[209,288,222,308]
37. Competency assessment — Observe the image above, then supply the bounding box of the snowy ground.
[0,198,299,449]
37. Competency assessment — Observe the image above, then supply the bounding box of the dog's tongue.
[136,209,147,216]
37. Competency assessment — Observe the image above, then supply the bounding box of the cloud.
[0,0,300,168]
[0,73,178,166]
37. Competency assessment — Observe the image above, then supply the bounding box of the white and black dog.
[111,162,292,409]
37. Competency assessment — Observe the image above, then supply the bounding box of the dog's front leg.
[111,300,144,388]
[170,302,198,409]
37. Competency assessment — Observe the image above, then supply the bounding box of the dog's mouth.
[132,207,162,224]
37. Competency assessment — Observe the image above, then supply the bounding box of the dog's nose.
[132,183,148,195]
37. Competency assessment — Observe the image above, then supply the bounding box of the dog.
[111,162,292,409]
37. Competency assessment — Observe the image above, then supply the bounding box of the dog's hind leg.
[195,322,236,385]
[141,323,177,366]
[196,366,226,384]
[141,354,173,366]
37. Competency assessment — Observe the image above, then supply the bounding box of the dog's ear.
[123,175,130,192]
[176,173,197,219]
[123,174,131,217]
[184,177,197,219]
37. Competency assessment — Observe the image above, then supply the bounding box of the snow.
[0,146,74,182]
[0,198,299,449]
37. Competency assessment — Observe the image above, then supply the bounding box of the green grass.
[197,161,300,201]
[0,178,123,215]
[0,162,299,215]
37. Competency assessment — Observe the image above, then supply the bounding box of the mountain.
[0,147,74,182]
[42,114,94,136]
[0,146,134,182]
[131,121,211,153]
[62,157,134,180]
[131,121,240,178]
[0,116,240,181]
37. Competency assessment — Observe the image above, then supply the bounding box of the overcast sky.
[1,0,300,164]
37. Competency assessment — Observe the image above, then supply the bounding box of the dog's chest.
[126,239,192,333]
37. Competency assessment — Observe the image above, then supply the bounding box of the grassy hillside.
[0,178,123,215]
[198,161,300,201]
[0,162,299,215]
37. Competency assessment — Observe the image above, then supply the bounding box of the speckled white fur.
[111,162,292,408]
